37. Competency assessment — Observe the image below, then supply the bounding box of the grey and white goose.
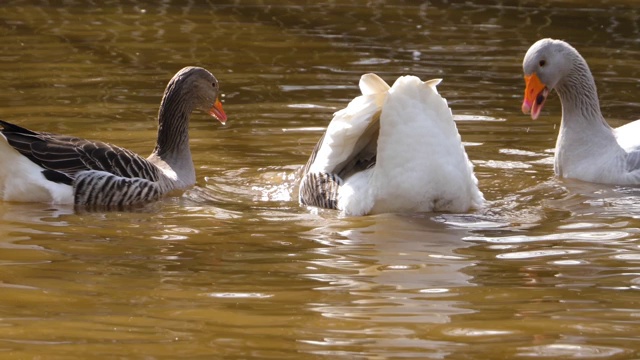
[299,73,483,216]
[0,66,227,207]
[522,38,640,185]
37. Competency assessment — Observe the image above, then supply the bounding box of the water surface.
[1,1,640,358]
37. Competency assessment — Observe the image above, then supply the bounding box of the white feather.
[614,120,640,153]
[338,168,375,215]
[309,74,389,174]
[0,134,73,204]
[336,75,484,216]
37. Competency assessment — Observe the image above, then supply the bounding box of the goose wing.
[0,119,161,185]
[299,74,389,209]
[612,120,640,179]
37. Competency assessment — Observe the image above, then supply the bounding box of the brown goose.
[522,38,640,184]
[0,66,227,207]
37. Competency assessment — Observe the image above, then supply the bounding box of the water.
[1,0,640,358]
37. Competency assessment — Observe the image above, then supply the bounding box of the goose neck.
[152,90,194,162]
[555,58,609,132]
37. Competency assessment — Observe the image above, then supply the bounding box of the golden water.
[1,1,640,358]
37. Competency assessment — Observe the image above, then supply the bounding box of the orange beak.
[209,98,227,124]
[521,73,548,120]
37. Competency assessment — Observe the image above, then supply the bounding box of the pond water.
[1,0,640,358]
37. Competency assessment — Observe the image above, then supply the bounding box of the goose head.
[164,66,228,124]
[521,38,576,120]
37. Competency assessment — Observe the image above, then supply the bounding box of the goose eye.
[539,60,546,67]
[212,82,217,89]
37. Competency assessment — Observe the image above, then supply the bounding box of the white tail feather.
[359,73,390,95]
[309,74,389,174]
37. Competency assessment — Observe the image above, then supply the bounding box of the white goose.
[0,66,227,208]
[299,74,483,216]
[522,38,640,184]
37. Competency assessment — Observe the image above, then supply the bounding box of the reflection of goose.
[522,38,640,184]
[299,74,483,216]
[0,66,227,207]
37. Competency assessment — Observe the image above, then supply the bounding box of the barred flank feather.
[299,172,342,210]
[74,171,163,207]
[297,73,484,216]
[0,66,225,207]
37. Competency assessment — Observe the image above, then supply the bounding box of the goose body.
[299,74,483,216]
[522,38,640,184]
[0,66,227,207]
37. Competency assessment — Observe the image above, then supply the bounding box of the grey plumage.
[522,39,640,184]
[299,171,343,210]
[298,122,379,210]
[0,66,226,207]
[0,120,162,182]
[74,171,163,207]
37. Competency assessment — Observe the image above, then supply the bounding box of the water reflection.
[1,0,640,358]
[297,214,478,357]
[306,216,475,316]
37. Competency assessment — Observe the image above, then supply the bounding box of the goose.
[0,66,227,207]
[521,38,640,184]
[299,73,483,216]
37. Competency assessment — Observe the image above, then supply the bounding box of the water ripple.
[517,343,628,358]
[467,231,632,244]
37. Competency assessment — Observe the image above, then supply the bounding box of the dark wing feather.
[301,132,327,176]
[299,171,342,210]
[336,133,377,179]
[0,119,161,182]
[298,124,379,211]
[29,138,97,173]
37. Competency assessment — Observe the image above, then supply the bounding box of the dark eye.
[212,82,217,88]
[539,60,546,67]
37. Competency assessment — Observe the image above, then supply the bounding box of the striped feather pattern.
[299,171,342,210]
[299,73,387,212]
[0,120,162,182]
[74,171,163,208]
[299,73,483,216]
[0,66,227,207]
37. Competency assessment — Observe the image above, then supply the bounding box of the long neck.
[148,85,197,186]
[555,56,611,133]
[553,54,621,177]
[151,88,194,163]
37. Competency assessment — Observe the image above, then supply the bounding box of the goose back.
[0,120,163,184]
